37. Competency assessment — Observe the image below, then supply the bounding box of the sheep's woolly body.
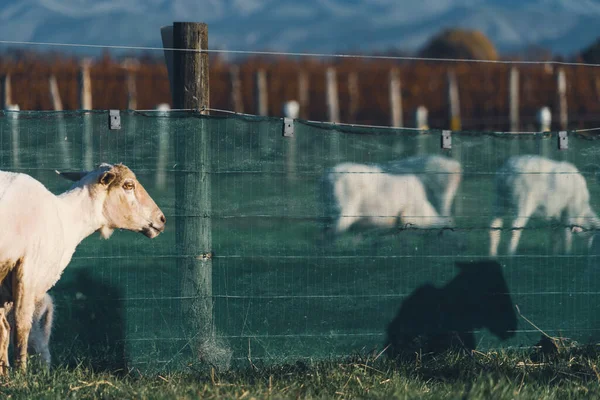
[490,155,600,256]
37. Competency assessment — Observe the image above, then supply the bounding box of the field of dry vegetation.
[2,52,600,130]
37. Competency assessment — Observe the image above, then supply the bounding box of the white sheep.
[489,155,600,256]
[0,163,165,373]
[381,155,462,218]
[323,162,452,237]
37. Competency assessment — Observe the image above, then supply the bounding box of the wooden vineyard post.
[169,21,230,368]
[79,59,93,170]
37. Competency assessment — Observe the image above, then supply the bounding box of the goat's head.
[57,163,166,239]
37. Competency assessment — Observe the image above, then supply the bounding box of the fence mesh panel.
[2,110,600,371]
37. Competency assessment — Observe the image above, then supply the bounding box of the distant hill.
[1,0,600,57]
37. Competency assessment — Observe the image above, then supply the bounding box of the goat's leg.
[12,268,34,372]
[0,305,10,376]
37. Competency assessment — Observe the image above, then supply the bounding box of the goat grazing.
[0,163,165,373]
[323,162,451,237]
[489,155,600,256]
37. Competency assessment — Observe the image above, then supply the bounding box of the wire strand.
[0,39,599,67]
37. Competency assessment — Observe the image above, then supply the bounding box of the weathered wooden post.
[79,59,93,170]
[414,106,429,156]
[298,70,309,119]
[326,67,340,123]
[509,67,519,131]
[283,100,299,180]
[49,75,70,168]
[122,59,139,110]
[347,72,359,123]
[389,68,403,128]
[1,75,12,109]
[447,70,461,131]
[557,68,568,130]
[229,65,243,113]
[155,103,170,190]
[537,106,552,157]
[166,21,230,369]
[6,104,19,169]
[255,69,268,116]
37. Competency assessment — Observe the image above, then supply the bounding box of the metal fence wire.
[3,110,600,372]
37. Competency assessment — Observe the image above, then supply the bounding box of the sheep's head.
[57,163,166,239]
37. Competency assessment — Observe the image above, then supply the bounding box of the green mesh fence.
[1,110,600,372]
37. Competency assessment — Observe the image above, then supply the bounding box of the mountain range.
[0,0,599,57]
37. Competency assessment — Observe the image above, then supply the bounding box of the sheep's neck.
[57,186,105,251]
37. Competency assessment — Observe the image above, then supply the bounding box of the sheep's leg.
[442,173,461,217]
[0,306,10,376]
[489,218,503,257]
[12,267,34,371]
[564,227,573,254]
[508,215,531,256]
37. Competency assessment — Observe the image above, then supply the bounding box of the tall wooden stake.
[347,72,359,123]
[557,68,568,130]
[229,65,243,113]
[298,71,309,119]
[509,67,519,131]
[389,68,403,127]
[255,69,268,116]
[448,70,461,131]
[1,75,11,109]
[326,67,339,123]
[79,60,93,170]
[49,75,70,168]
[170,22,229,368]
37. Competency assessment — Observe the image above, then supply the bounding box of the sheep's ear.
[56,170,88,182]
[99,171,117,186]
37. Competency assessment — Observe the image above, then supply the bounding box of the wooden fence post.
[557,68,568,130]
[170,21,230,369]
[298,70,309,119]
[122,59,139,110]
[6,104,19,169]
[537,106,552,157]
[255,69,268,116]
[415,106,429,130]
[347,72,359,123]
[155,103,170,189]
[282,100,299,180]
[389,68,403,128]
[79,59,93,170]
[509,67,519,131]
[1,75,11,109]
[447,70,461,131]
[229,65,243,113]
[49,75,70,168]
[326,67,339,123]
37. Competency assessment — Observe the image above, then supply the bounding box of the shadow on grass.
[385,259,517,359]
[50,269,126,373]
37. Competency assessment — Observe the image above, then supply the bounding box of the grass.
[4,346,600,399]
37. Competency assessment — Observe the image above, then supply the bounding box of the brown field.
[2,53,600,130]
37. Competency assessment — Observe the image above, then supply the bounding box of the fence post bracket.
[109,110,121,130]
[558,131,568,150]
[283,117,294,138]
[441,130,452,149]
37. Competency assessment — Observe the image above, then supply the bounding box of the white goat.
[382,155,462,218]
[323,162,452,236]
[0,163,165,373]
[489,155,600,256]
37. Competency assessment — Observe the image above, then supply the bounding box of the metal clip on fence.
[283,117,294,138]
[558,131,568,150]
[109,110,121,130]
[441,130,452,149]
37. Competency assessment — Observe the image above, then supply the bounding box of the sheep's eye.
[123,181,135,191]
